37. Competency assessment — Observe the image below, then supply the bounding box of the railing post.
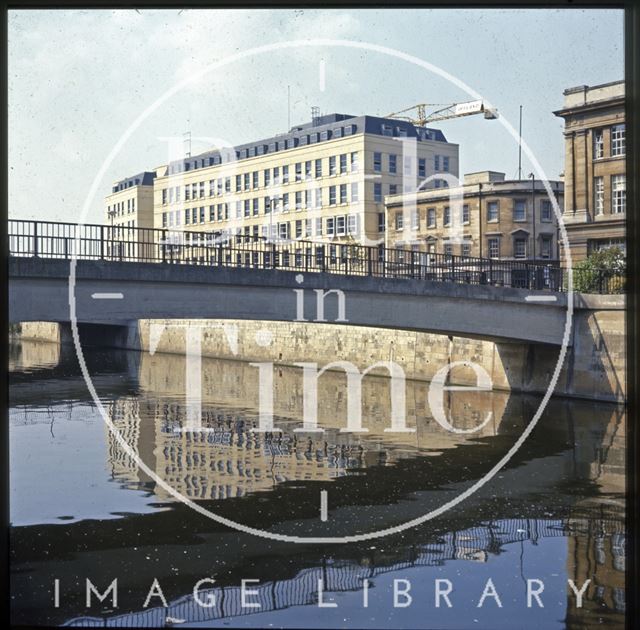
[33,221,38,258]
[272,243,277,269]
[161,229,167,263]
[100,225,105,260]
[367,246,372,276]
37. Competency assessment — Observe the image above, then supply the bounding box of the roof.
[164,113,450,176]
[111,171,156,193]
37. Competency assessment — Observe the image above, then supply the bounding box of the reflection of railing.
[9,219,575,292]
[63,517,625,628]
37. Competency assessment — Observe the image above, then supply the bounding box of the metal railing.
[8,219,577,292]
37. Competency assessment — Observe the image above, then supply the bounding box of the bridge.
[8,219,596,346]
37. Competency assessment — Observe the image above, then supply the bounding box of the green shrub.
[572,247,625,294]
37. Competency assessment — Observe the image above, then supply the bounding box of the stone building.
[384,171,563,263]
[106,113,459,250]
[553,80,625,265]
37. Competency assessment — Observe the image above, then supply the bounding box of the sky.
[8,8,624,224]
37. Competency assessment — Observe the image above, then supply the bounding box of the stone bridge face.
[8,257,580,346]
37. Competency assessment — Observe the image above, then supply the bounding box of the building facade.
[106,113,459,249]
[104,171,157,259]
[384,171,563,263]
[553,80,625,265]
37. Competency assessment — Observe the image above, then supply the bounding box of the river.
[9,339,625,628]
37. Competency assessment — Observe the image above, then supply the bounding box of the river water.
[9,339,626,628]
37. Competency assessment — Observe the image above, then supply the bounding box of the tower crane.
[385,99,498,126]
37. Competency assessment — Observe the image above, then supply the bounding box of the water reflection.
[9,340,626,629]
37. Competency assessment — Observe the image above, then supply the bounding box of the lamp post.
[107,208,116,260]
[528,173,536,261]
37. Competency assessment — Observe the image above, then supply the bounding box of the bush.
[572,246,626,294]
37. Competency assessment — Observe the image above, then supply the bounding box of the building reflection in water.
[8,340,626,629]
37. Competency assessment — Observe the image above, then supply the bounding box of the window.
[347,214,358,235]
[403,155,412,175]
[488,237,500,258]
[434,155,440,171]
[244,173,250,191]
[514,237,527,259]
[389,154,397,174]
[427,208,436,227]
[295,162,302,182]
[395,213,403,230]
[444,243,453,258]
[541,200,552,221]
[326,217,335,236]
[329,186,337,205]
[389,184,397,196]
[411,210,419,229]
[374,182,382,202]
[418,158,426,178]
[336,216,346,235]
[594,177,604,215]
[540,235,552,259]
[315,188,323,208]
[315,218,323,236]
[305,161,312,180]
[225,177,231,193]
[235,175,242,192]
[200,207,205,223]
[235,201,242,218]
[162,189,167,204]
[443,156,450,172]
[295,191,302,210]
[593,129,604,159]
[329,156,337,175]
[611,124,625,156]
[340,184,347,204]
[462,242,471,257]
[373,152,382,173]
[513,199,526,221]
[612,174,626,214]
[378,212,385,232]
[443,206,451,226]
[487,201,499,221]
[282,165,289,184]
[185,209,190,225]
[295,220,303,239]
[351,182,359,202]
[162,212,168,227]
[192,208,198,224]
[283,192,290,211]
[315,159,322,178]
[462,204,470,224]
[264,196,271,214]
[351,152,359,172]
[273,166,280,185]
[264,169,271,187]
[253,198,259,216]
[244,199,251,217]
[340,154,347,174]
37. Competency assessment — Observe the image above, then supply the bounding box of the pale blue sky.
[8,8,624,224]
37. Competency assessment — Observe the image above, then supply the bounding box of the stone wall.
[12,298,624,403]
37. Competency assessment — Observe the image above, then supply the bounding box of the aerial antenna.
[517,105,523,181]
[311,105,320,126]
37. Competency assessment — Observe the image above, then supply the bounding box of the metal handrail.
[6,218,579,292]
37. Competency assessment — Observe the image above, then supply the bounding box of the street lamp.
[528,173,536,261]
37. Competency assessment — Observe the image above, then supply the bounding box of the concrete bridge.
[8,256,578,346]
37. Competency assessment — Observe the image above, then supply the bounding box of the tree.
[572,246,625,294]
